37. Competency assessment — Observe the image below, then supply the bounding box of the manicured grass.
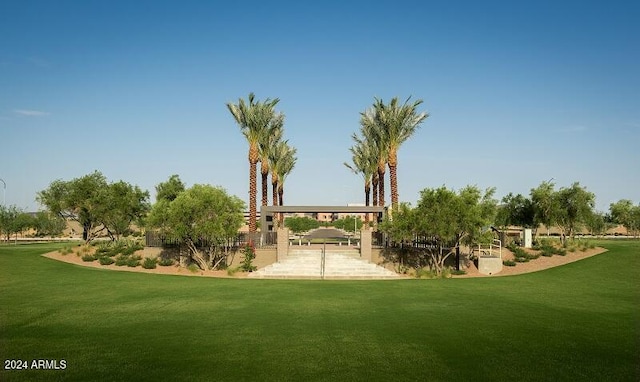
[1,240,638,381]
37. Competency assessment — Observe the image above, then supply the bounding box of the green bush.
[515,257,530,263]
[142,257,157,269]
[126,255,141,267]
[115,255,128,266]
[226,267,239,276]
[239,244,257,272]
[81,254,96,262]
[98,256,115,265]
[187,264,200,273]
[158,258,174,266]
[451,269,466,276]
[503,260,516,266]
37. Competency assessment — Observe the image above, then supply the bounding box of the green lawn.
[1,241,638,381]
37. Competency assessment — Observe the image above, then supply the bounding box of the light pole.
[0,178,5,206]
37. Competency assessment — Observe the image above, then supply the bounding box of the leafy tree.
[37,171,150,242]
[381,186,496,275]
[148,184,245,270]
[609,199,640,237]
[32,211,67,237]
[585,211,607,236]
[332,216,363,233]
[554,182,595,242]
[37,171,108,242]
[530,180,558,237]
[155,174,185,202]
[496,193,535,228]
[284,216,320,234]
[0,206,34,242]
[227,92,282,233]
[95,181,150,240]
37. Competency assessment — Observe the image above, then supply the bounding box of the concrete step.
[249,252,399,279]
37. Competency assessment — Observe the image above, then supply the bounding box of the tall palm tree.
[226,92,281,233]
[378,97,428,210]
[275,144,297,226]
[344,135,377,223]
[359,110,387,207]
[268,140,291,207]
[365,97,428,211]
[259,116,284,207]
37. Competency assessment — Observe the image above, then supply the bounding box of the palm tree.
[344,135,377,223]
[365,97,428,211]
[268,139,292,214]
[226,92,281,233]
[359,110,388,208]
[259,116,284,207]
[275,144,297,226]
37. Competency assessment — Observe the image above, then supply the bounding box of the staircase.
[248,249,400,279]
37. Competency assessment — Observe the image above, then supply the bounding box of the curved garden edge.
[457,246,608,278]
[41,245,609,279]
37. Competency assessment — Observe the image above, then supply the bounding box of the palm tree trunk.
[364,183,371,223]
[278,187,284,226]
[248,160,258,233]
[389,162,398,211]
[261,162,269,207]
[372,173,379,207]
[272,178,279,227]
[378,167,385,208]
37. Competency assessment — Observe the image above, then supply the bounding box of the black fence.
[146,231,277,249]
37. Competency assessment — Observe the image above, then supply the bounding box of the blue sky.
[1,0,638,213]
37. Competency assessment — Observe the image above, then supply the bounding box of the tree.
[609,199,640,237]
[227,92,282,233]
[344,136,377,223]
[37,171,108,242]
[155,174,185,202]
[554,182,595,243]
[268,140,296,226]
[273,143,297,226]
[37,171,150,242]
[585,211,607,236]
[148,184,245,270]
[95,181,150,240]
[530,180,558,238]
[381,185,496,275]
[259,115,284,207]
[32,211,66,237]
[360,97,428,211]
[496,193,535,229]
[284,216,320,234]
[0,205,32,242]
[360,108,388,208]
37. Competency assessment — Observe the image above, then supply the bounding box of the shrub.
[81,255,96,262]
[115,255,128,266]
[226,267,239,276]
[240,244,257,272]
[158,258,174,266]
[98,256,115,265]
[142,257,157,269]
[126,255,141,267]
[451,269,466,276]
[515,257,530,263]
[503,260,516,266]
[414,268,435,279]
[187,263,200,273]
